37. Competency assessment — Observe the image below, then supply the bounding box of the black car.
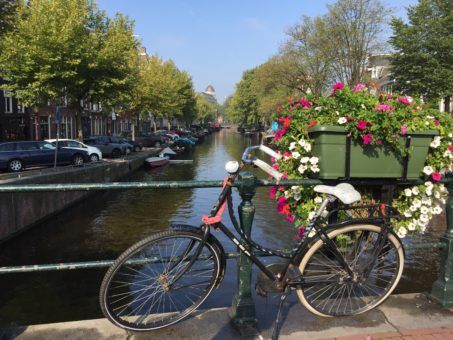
[117,137,142,152]
[83,136,129,157]
[134,133,166,148]
[0,141,90,172]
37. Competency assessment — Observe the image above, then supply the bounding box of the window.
[3,90,13,113]
[17,101,25,113]
[67,140,83,148]
[0,143,15,152]
[16,142,39,151]
[40,116,50,139]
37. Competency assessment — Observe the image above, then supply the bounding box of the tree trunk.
[131,117,135,141]
[444,96,451,113]
[75,106,83,141]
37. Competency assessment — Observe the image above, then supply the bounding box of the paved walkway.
[1,293,453,339]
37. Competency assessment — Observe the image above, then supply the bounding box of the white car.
[45,139,102,162]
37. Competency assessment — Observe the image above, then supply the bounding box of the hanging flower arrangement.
[271,83,452,238]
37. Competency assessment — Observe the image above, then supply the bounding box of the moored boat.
[144,156,169,168]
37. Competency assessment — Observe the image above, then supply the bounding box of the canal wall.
[0,154,149,242]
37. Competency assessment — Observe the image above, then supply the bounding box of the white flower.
[423,166,434,176]
[304,143,312,152]
[443,150,452,159]
[419,214,429,223]
[289,142,296,151]
[291,186,301,194]
[301,157,309,164]
[292,151,301,159]
[426,188,432,196]
[397,227,407,238]
[310,165,320,173]
[425,181,433,188]
[412,187,420,195]
[430,136,441,148]
[441,198,446,204]
[298,164,307,174]
[407,222,416,231]
[338,117,347,124]
[434,191,440,199]
[409,205,417,212]
[421,196,432,206]
[361,104,366,109]
[308,211,316,220]
[440,184,447,193]
[298,139,306,147]
[425,121,430,126]
[420,206,429,215]
[420,225,427,233]
[335,110,340,116]
[284,190,291,198]
[433,205,442,215]
[426,115,434,119]
[449,133,452,138]
[413,199,422,208]
[314,106,322,111]
[404,188,412,197]
[404,210,412,218]
[293,193,301,201]
[309,157,319,165]
[314,196,323,204]
[418,219,428,227]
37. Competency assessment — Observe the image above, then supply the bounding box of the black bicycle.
[99,144,404,333]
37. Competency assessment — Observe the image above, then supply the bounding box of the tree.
[0,0,19,37]
[227,70,260,126]
[195,94,216,123]
[0,0,139,139]
[326,0,390,85]
[390,0,453,108]
[283,16,333,96]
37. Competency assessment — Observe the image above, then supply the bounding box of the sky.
[96,0,418,103]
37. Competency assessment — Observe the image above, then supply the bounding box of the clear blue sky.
[96,0,418,103]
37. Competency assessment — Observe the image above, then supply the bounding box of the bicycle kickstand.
[271,286,291,340]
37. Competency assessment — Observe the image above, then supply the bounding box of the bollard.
[230,172,258,335]
[430,174,453,306]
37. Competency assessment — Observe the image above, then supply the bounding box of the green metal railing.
[0,174,452,332]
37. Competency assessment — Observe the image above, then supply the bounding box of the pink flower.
[449,145,453,152]
[278,186,285,191]
[375,103,393,112]
[434,119,439,126]
[277,196,287,204]
[401,125,407,136]
[332,82,344,91]
[286,214,295,223]
[363,133,373,145]
[432,172,442,182]
[296,226,306,239]
[353,83,367,92]
[376,139,383,145]
[398,97,410,105]
[299,98,311,107]
[272,163,279,169]
[283,152,292,160]
[357,120,368,131]
[282,173,288,180]
[387,93,393,100]
[269,186,276,199]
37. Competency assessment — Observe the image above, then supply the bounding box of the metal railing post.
[431,174,453,306]
[230,171,258,334]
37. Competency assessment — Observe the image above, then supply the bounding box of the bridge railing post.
[229,171,258,334]
[431,174,453,306]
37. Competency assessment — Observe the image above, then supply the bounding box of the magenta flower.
[363,133,373,145]
[277,197,286,204]
[432,172,442,182]
[296,226,306,239]
[375,103,393,112]
[401,125,407,136]
[434,119,440,126]
[299,98,311,107]
[357,120,368,131]
[282,172,288,180]
[376,139,383,145]
[398,97,410,105]
[272,163,279,169]
[353,83,367,92]
[332,82,344,91]
[286,214,295,223]
[278,186,285,191]
[269,186,276,199]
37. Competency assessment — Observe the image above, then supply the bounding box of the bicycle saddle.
[314,183,361,204]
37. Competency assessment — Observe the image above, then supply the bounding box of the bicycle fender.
[170,224,227,288]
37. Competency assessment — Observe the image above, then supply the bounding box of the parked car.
[0,141,89,172]
[116,137,143,152]
[83,136,128,158]
[46,139,102,162]
[108,136,134,153]
[134,133,167,148]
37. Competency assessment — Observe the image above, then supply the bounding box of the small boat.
[145,156,169,168]
[159,147,177,159]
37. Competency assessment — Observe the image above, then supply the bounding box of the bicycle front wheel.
[100,230,221,331]
[297,224,404,316]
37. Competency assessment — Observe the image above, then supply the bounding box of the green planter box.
[308,126,438,179]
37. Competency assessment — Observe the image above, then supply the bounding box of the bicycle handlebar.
[241,145,284,181]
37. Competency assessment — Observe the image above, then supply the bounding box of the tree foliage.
[0,0,139,138]
[389,0,453,101]
[195,93,216,123]
[0,0,19,37]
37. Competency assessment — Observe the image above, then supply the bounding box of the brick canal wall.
[0,154,149,242]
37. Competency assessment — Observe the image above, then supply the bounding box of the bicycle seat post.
[230,171,258,336]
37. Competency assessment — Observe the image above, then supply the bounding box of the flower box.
[308,125,438,179]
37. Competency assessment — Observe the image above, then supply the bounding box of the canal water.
[0,129,444,327]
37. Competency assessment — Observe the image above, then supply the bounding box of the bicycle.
[99,143,404,335]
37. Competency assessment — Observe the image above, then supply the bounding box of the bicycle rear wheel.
[297,224,404,316]
[100,230,221,331]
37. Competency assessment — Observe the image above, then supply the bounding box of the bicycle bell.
[225,160,239,174]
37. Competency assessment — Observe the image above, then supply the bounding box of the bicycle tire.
[99,230,221,331]
[297,224,404,316]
